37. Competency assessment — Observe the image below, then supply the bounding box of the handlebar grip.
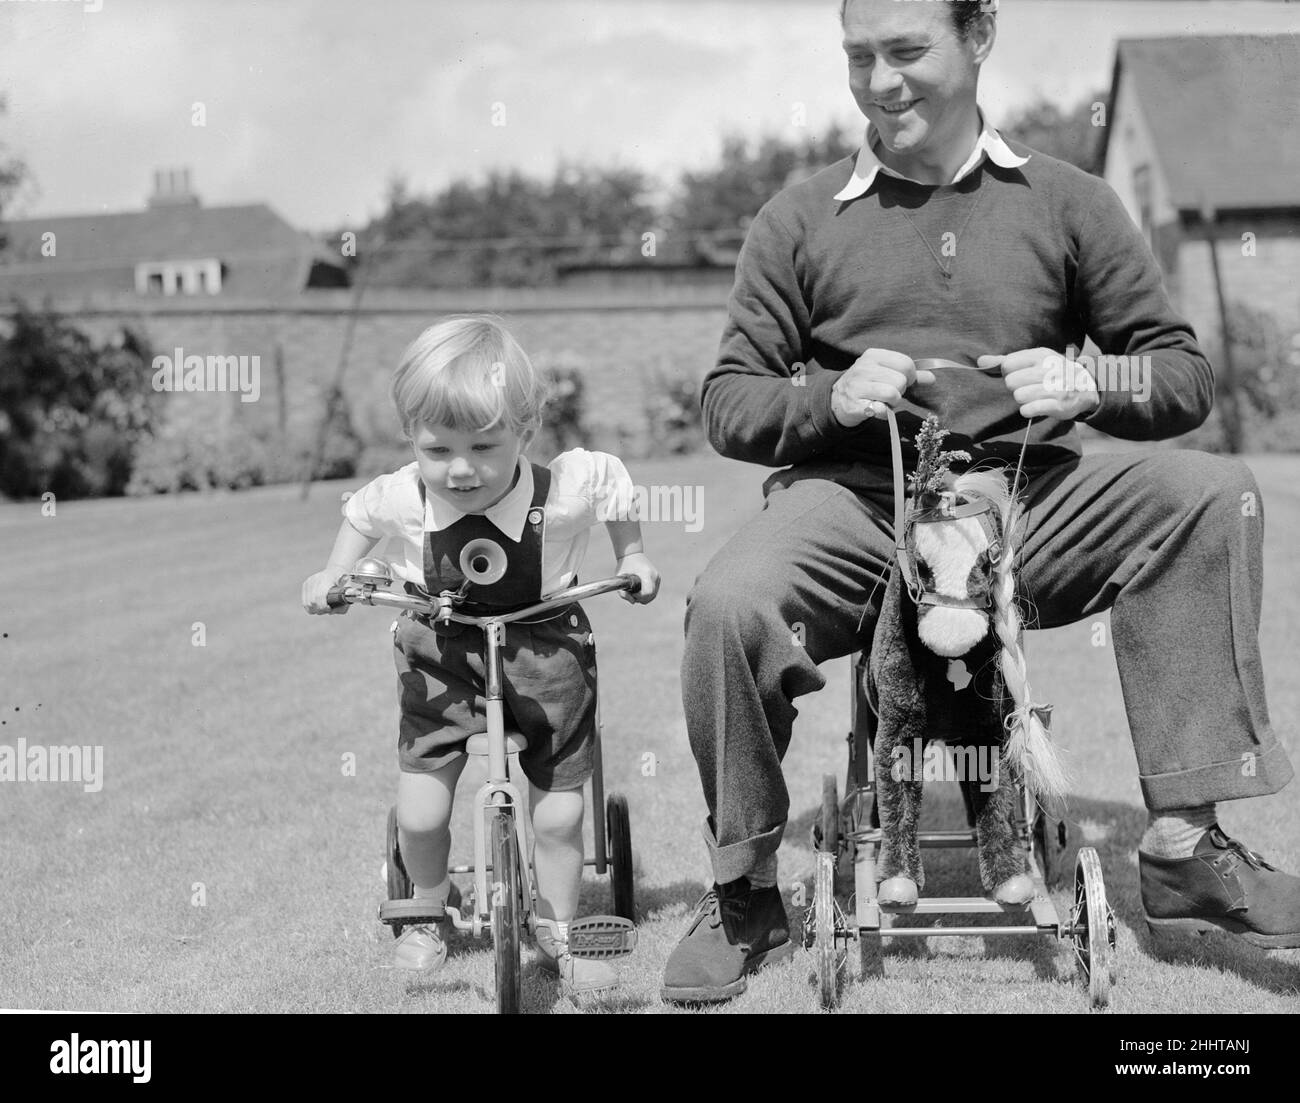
[621,575,642,594]
[325,585,349,609]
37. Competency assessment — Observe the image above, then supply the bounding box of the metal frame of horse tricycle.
[807,653,1118,1012]
[333,568,639,1014]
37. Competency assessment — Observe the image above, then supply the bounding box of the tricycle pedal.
[567,915,637,959]
[379,898,447,925]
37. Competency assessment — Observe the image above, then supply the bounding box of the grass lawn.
[1,448,1297,1014]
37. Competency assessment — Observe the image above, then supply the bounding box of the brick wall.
[28,247,1294,469]
[1169,218,1300,352]
[4,286,732,459]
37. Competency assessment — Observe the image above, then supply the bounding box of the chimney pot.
[147,167,199,208]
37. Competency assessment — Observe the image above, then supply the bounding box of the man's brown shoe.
[1140,825,1300,949]
[660,879,793,1003]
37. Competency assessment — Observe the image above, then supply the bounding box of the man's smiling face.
[842,0,989,168]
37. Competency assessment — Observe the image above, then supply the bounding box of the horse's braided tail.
[991,496,1070,810]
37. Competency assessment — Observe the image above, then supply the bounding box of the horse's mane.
[946,466,1069,808]
[950,468,1015,523]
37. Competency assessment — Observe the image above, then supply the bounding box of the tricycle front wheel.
[386,806,413,938]
[490,808,524,1015]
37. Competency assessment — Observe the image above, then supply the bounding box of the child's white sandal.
[533,918,622,996]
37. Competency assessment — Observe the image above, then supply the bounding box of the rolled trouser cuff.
[701,816,785,886]
[1139,739,1294,812]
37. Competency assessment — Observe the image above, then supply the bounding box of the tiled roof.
[0,202,344,299]
[1103,34,1300,212]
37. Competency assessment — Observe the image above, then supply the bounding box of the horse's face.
[907,486,1001,657]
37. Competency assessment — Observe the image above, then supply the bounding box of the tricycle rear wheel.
[606,792,636,922]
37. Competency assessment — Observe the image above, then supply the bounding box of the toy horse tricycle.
[804,408,1118,1011]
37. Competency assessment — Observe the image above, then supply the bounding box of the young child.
[302,315,660,995]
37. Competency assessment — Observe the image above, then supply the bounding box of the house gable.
[1102,35,1300,216]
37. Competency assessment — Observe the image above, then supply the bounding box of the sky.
[1,0,1297,232]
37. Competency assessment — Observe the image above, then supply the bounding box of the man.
[661,0,1299,1004]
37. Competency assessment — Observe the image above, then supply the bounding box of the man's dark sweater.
[702,143,1214,488]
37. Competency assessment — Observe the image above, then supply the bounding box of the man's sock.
[1140,806,1218,859]
[744,852,778,890]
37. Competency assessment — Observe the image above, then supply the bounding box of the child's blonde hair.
[390,314,549,439]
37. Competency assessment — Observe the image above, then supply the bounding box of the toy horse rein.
[878,359,1033,612]
[896,489,1003,612]
[870,374,1069,811]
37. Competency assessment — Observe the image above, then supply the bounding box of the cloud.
[2,0,1295,228]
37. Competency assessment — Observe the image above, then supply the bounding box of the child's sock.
[744,852,778,890]
[412,877,451,906]
[537,919,569,956]
[1140,806,1217,859]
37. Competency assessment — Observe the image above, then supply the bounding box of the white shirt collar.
[423,457,534,542]
[832,111,1029,202]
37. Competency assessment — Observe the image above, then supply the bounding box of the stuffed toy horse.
[868,416,1068,908]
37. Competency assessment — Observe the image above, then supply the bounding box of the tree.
[999,91,1108,176]
[0,95,31,252]
[350,163,659,288]
[0,307,162,499]
[668,127,857,238]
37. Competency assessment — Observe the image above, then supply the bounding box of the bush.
[643,366,704,455]
[529,355,589,462]
[355,441,413,481]
[542,364,587,450]
[0,306,161,498]
[127,422,283,494]
[126,403,362,494]
[1172,304,1300,453]
[1169,402,1300,456]
[1250,409,1300,452]
[309,389,365,480]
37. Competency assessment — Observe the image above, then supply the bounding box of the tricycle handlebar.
[325,567,639,625]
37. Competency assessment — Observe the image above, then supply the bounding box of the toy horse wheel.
[814,850,839,1009]
[1072,847,1117,1010]
[820,774,839,857]
[1032,809,1068,889]
[386,806,413,938]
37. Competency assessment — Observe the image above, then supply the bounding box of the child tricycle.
[328,557,640,1013]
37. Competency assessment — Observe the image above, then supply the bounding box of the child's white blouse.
[342,448,638,596]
